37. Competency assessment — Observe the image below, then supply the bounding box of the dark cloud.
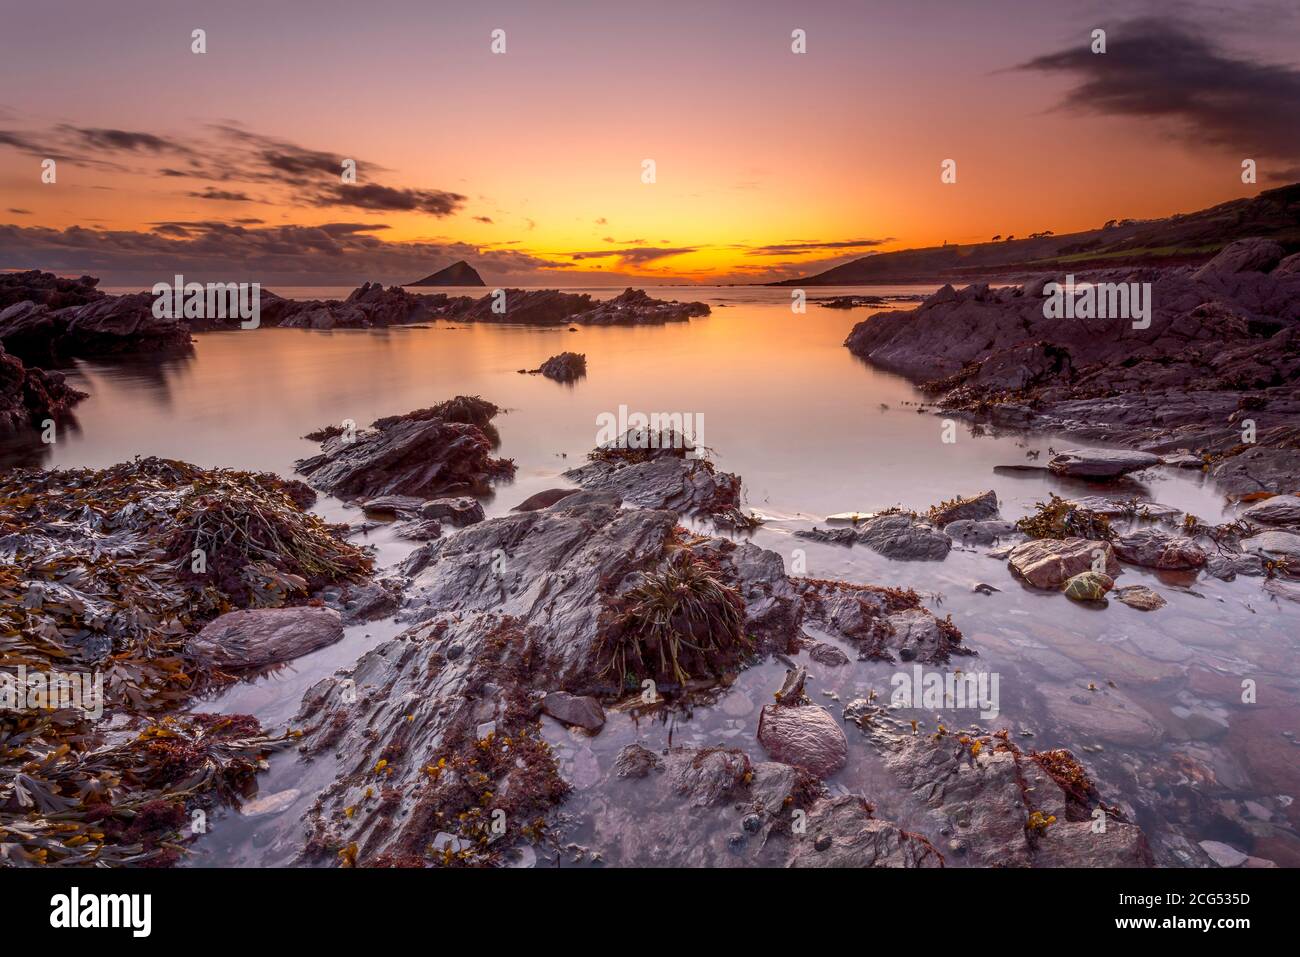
[744,238,892,256]
[568,246,696,265]
[1019,18,1300,162]
[59,126,193,155]
[188,188,257,202]
[7,208,31,215]
[315,183,465,216]
[473,215,494,224]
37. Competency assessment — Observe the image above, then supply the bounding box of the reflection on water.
[20,286,1299,867]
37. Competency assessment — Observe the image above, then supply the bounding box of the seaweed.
[1016,493,1114,541]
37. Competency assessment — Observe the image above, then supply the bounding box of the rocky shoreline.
[844,238,1300,500]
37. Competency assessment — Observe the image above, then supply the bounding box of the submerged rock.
[1114,584,1167,611]
[186,607,344,670]
[1048,449,1161,479]
[541,691,606,731]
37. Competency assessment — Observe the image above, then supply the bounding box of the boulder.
[186,607,344,670]
[361,494,425,517]
[1191,238,1286,280]
[1114,584,1167,611]
[1242,529,1300,562]
[1008,538,1118,589]
[1063,571,1114,601]
[929,489,999,525]
[856,513,951,560]
[757,701,848,778]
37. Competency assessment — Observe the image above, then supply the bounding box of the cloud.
[7,208,31,215]
[473,215,494,224]
[188,188,257,202]
[314,183,465,216]
[568,246,697,266]
[743,238,893,256]
[0,221,569,286]
[58,126,193,155]
[1019,18,1300,163]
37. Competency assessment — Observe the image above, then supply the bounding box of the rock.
[1192,238,1286,280]
[856,513,951,561]
[1038,683,1165,748]
[612,744,663,778]
[807,642,850,667]
[315,579,402,625]
[757,699,848,778]
[240,788,301,817]
[1205,551,1266,580]
[538,351,586,382]
[786,796,942,867]
[1066,496,1183,520]
[1199,840,1250,868]
[406,260,486,287]
[1243,529,1300,562]
[361,494,425,517]
[296,413,513,501]
[541,691,606,731]
[1063,571,1114,601]
[943,519,1019,546]
[1048,449,1161,479]
[0,269,103,311]
[1241,494,1300,526]
[929,489,999,525]
[0,342,86,432]
[420,496,486,526]
[565,444,750,527]
[186,607,344,670]
[1008,538,1119,589]
[1113,529,1207,569]
[1264,578,1300,602]
[512,488,578,511]
[1114,585,1167,611]
[1212,448,1300,498]
[0,290,192,364]
[392,518,443,541]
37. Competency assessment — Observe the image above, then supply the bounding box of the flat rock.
[1199,840,1250,868]
[541,691,606,731]
[1243,529,1300,561]
[856,513,951,561]
[1205,551,1266,580]
[929,489,999,525]
[361,494,425,517]
[944,518,1019,546]
[1048,449,1161,479]
[1114,584,1167,611]
[807,641,850,667]
[186,606,344,670]
[1008,538,1119,589]
[1240,494,1300,526]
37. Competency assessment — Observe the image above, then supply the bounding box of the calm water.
[21,286,1300,866]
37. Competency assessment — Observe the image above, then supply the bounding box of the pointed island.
[405,260,486,287]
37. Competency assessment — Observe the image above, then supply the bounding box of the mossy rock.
[1062,571,1115,601]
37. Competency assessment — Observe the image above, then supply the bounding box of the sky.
[1,0,1298,286]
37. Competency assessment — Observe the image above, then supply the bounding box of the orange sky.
[1,1,1296,284]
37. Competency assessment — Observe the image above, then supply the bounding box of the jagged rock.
[786,795,943,867]
[511,488,577,511]
[612,743,662,778]
[1066,496,1183,520]
[392,519,443,541]
[0,342,86,432]
[580,288,710,324]
[1114,585,1167,611]
[0,293,192,365]
[314,579,401,626]
[419,496,486,526]
[1192,238,1286,280]
[798,512,954,560]
[361,494,425,517]
[1113,529,1207,569]
[1212,448,1300,497]
[541,691,606,731]
[1008,538,1119,589]
[0,269,103,310]
[1199,840,1250,868]
[1240,494,1300,526]
[538,351,586,382]
[797,579,967,663]
[565,445,750,527]
[186,607,344,670]
[1048,449,1161,479]
[295,413,513,501]
[1264,578,1300,602]
[930,489,999,525]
